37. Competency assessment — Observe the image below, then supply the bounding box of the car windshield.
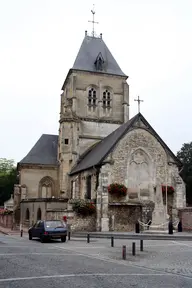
[45,221,64,228]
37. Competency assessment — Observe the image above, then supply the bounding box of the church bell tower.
[58,9,130,197]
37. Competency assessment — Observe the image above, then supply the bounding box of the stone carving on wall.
[128,149,151,193]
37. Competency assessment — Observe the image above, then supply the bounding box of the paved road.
[1,233,192,287]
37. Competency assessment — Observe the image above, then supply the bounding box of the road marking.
[172,241,192,247]
[0,253,78,256]
[0,273,170,282]
[0,245,35,248]
[137,243,180,247]
[52,246,106,249]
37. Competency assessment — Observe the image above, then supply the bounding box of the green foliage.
[108,183,127,197]
[177,142,192,205]
[0,158,18,206]
[0,158,15,175]
[177,142,192,166]
[69,199,96,216]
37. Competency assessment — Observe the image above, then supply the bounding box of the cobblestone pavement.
[1,232,192,287]
[51,237,192,278]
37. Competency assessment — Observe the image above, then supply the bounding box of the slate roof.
[19,134,58,166]
[72,35,127,77]
[70,113,182,175]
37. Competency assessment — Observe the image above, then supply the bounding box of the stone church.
[13,30,186,231]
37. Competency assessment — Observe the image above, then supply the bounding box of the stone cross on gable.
[134,96,144,113]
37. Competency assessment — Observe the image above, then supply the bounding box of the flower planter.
[108,183,127,197]
[69,199,96,217]
[162,186,174,193]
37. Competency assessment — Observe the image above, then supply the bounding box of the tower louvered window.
[103,90,111,107]
[88,88,97,106]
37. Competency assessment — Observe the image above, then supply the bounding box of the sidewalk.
[0,226,28,236]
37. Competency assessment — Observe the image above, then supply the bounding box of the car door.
[32,221,40,238]
[35,221,43,238]
[30,222,37,237]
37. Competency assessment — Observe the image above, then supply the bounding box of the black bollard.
[68,231,71,241]
[87,233,90,243]
[20,229,23,237]
[135,221,140,233]
[140,239,143,251]
[132,242,136,256]
[111,236,114,247]
[178,221,182,232]
[122,245,126,260]
[168,220,173,235]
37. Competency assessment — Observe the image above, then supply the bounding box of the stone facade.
[19,165,59,199]
[179,208,192,231]
[20,198,68,227]
[0,214,13,229]
[69,214,96,232]
[108,205,142,231]
[58,69,129,197]
[93,126,186,229]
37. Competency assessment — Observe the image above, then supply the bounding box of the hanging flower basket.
[162,186,174,193]
[69,199,96,216]
[108,183,127,197]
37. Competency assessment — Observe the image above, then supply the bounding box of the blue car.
[28,220,67,243]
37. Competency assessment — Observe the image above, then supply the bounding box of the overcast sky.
[0,0,192,164]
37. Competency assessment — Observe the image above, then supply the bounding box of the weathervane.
[88,4,99,37]
[134,96,144,113]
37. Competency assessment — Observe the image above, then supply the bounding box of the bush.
[69,199,96,216]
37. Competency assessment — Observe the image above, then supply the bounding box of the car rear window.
[45,221,64,228]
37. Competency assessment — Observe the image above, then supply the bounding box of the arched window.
[37,208,41,220]
[39,176,54,198]
[25,208,30,220]
[103,89,111,108]
[88,88,97,106]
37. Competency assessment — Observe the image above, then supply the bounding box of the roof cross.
[134,96,144,113]
[88,5,99,37]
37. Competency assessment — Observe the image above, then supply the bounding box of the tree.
[177,142,192,205]
[0,158,18,206]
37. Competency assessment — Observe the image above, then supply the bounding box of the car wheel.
[40,235,45,243]
[29,232,32,240]
[61,236,66,242]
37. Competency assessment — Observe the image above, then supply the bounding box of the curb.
[0,229,9,235]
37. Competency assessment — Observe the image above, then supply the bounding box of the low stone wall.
[69,214,96,232]
[179,207,192,231]
[0,214,13,229]
[108,204,142,232]
[46,210,96,232]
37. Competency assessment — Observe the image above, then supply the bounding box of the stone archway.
[39,176,54,198]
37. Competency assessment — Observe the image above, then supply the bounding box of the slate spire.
[72,33,127,77]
